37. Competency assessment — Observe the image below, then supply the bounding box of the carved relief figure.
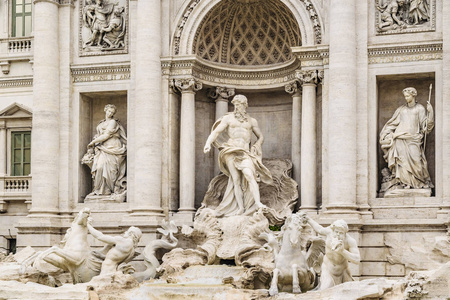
[82,104,127,201]
[379,87,434,196]
[82,0,126,51]
[409,0,429,25]
[203,95,272,217]
[376,0,432,33]
[87,221,142,276]
[377,0,407,31]
[304,216,361,290]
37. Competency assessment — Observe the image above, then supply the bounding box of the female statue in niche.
[379,86,434,197]
[82,104,127,201]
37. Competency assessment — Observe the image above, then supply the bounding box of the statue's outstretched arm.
[87,223,117,245]
[204,117,228,153]
[343,236,361,264]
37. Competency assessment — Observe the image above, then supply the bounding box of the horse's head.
[74,207,91,226]
[283,213,307,246]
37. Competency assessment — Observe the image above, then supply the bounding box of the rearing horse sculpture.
[262,212,325,296]
[21,208,103,284]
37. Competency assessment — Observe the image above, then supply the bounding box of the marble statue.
[82,104,127,202]
[304,215,360,291]
[87,221,142,276]
[133,220,178,282]
[82,0,126,50]
[203,94,272,217]
[379,86,434,197]
[263,212,325,295]
[20,208,103,283]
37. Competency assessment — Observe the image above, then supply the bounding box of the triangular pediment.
[0,102,32,118]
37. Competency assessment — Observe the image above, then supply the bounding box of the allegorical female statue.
[379,86,434,197]
[82,104,127,201]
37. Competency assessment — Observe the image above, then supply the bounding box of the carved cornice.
[368,42,442,64]
[174,78,202,93]
[162,56,301,89]
[33,0,59,4]
[0,77,33,88]
[71,64,130,83]
[296,69,321,85]
[292,45,329,67]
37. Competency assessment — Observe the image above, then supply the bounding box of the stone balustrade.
[0,175,32,212]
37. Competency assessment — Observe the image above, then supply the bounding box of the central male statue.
[204,94,272,217]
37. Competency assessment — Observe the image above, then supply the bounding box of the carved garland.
[174,0,322,55]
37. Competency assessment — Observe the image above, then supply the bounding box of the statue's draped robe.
[92,119,127,195]
[379,103,433,189]
[211,114,272,217]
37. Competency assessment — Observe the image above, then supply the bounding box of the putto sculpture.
[203,94,272,217]
[82,0,127,52]
[379,86,434,197]
[263,212,325,296]
[82,104,127,202]
[304,214,361,290]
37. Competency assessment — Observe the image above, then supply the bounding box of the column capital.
[174,78,202,93]
[208,86,236,102]
[295,69,323,86]
[285,81,301,96]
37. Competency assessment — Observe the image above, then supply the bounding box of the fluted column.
[29,0,60,215]
[285,82,301,193]
[130,0,164,217]
[212,87,235,175]
[327,0,358,212]
[175,78,202,221]
[297,70,321,211]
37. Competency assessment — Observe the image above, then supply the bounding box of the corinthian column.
[210,87,235,175]
[285,81,301,193]
[29,0,60,215]
[130,0,164,217]
[297,70,321,211]
[175,78,202,222]
[327,0,358,212]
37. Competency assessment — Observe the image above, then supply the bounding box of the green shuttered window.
[12,0,32,37]
[11,132,31,176]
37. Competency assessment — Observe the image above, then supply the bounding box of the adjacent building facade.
[0,0,448,278]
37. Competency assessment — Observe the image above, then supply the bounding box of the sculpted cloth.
[379,103,433,189]
[211,115,272,217]
[92,119,127,195]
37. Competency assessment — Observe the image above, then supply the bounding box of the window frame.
[10,131,31,176]
[11,0,33,38]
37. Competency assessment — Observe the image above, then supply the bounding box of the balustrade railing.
[8,38,32,53]
[1,176,32,193]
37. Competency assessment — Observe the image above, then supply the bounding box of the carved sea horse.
[262,212,325,296]
[20,208,105,284]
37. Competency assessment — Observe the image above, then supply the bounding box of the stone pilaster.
[0,121,6,176]
[285,81,301,197]
[175,78,202,223]
[326,0,358,214]
[128,0,164,219]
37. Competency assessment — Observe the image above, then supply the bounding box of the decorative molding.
[0,61,10,75]
[375,0,436,35]
[174,0,322,55]
[78,0,129,57]
[0,77,33,88]
[59,0,76,6]
[71,64,130,83]
[292,45,329,67]
[368,42,442,64]
[33,0,59,4]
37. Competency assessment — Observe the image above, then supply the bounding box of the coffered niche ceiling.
[193,0,302,66]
